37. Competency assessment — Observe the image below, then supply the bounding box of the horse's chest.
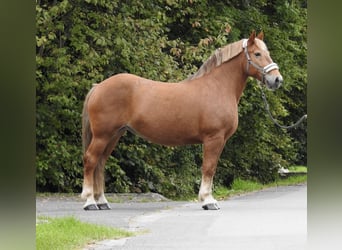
[201,103,238,135]
[222,108,238,131]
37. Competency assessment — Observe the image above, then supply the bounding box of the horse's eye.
[254,52,261,57]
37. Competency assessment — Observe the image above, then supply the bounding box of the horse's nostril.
[276,76,283,84]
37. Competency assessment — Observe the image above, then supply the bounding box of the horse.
[81,31,283,210]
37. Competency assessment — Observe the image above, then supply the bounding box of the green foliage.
[36,0,307,197]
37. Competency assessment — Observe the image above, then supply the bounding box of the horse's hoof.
[83,204,99,210]
[202,203,220,210]
[97,203,111,210]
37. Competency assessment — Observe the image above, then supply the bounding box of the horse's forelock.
[255,38,268,51]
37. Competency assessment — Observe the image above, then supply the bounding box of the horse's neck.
[202,58,248,103]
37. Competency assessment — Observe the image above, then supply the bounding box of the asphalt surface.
[36,185,307,250]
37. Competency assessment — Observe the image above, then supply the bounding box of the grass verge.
[36,216,134,250]
[214,174,307,201]
[287,165,307,173]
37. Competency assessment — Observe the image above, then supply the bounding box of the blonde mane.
[187,39,244,80]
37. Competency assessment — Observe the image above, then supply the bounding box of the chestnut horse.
[81,31,283,210]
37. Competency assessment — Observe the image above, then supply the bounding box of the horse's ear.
[248,30,256,46]
[257,31,264,40]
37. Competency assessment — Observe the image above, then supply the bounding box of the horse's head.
[243,31,283,90]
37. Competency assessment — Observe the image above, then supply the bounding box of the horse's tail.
[82,84,97,154]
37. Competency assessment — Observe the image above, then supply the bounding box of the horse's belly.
[128,114,202,146]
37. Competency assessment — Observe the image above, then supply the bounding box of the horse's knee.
[202,169,216,178]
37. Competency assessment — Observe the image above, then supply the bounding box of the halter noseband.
[242,39,279,82]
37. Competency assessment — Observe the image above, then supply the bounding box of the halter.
[242,39,279,83]
[241,39,307,129]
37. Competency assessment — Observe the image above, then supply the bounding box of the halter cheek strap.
[242,39,279,78]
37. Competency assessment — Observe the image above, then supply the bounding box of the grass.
[214,172,307,201]
[275,174,307,184]
[36,216,134,250]
[288,165,307,173]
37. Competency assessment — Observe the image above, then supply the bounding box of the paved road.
[36,185,307,250]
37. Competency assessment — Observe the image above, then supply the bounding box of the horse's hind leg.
[93,130,125,210]
[93,156,110,210]
[81,137,109,210]
[199,136,226,210]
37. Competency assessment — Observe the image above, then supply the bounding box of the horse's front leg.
[199,136,226,210]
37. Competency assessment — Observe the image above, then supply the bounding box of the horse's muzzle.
[264,74,283,90]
